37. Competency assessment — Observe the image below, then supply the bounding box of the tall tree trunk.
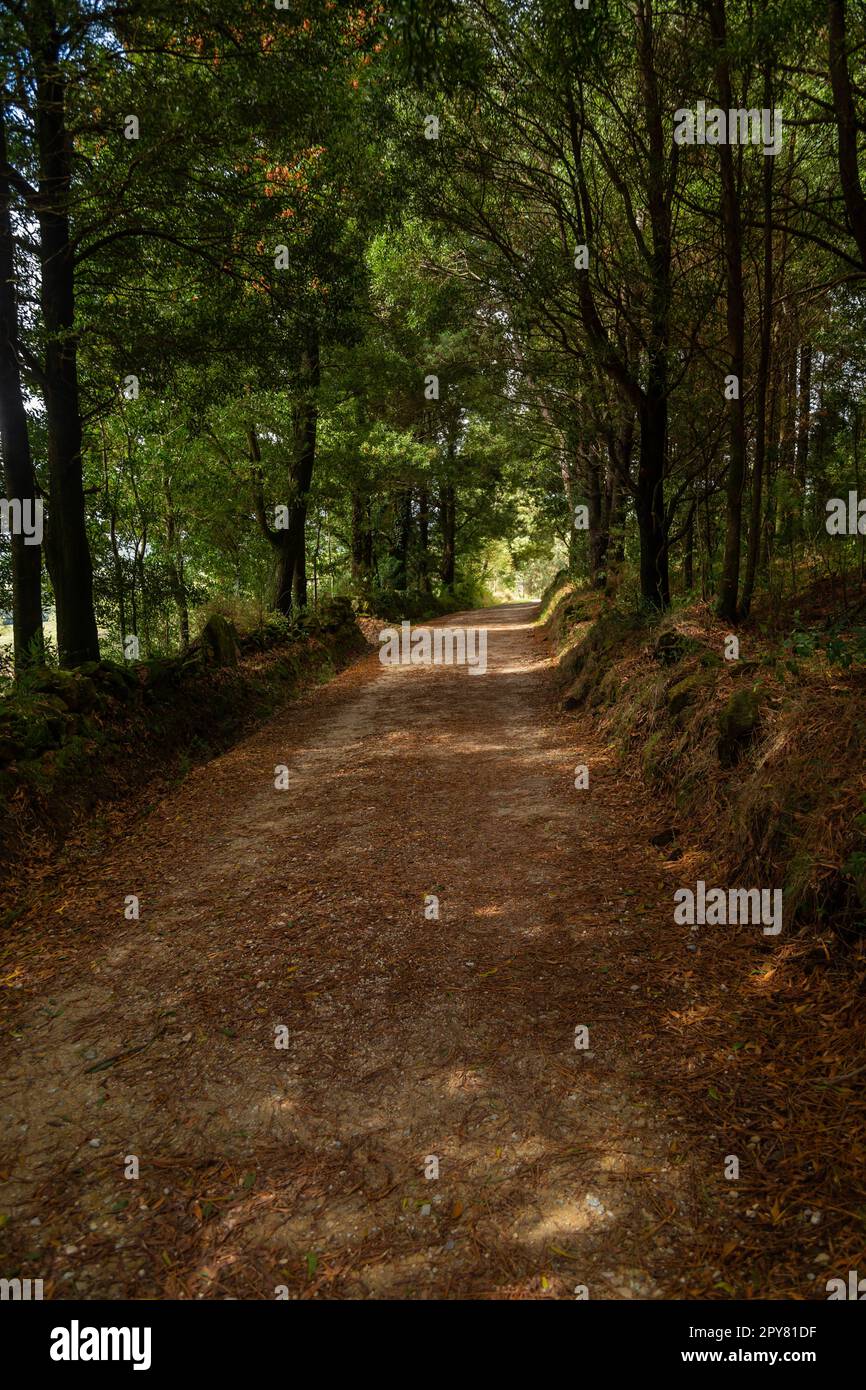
[30,6,99,664]
[742,73,775,619]
[250,329,319,616]
[440,481,456,589]
[586,446,605,586]
[390,488,412,591]
[636,393,670,607]
[828,0,866,269]
[683,501,696,591]
[249,425,292,617]
[163,473,189,649]
[564,0,673,610]
[711,0,747,623]
[635,0,672,608]
[0,103,43,668]
[417,485,432,592]
[795,344,812,488]
[794,341,812,536]
[290,327,319,611]
[775,348,798,541]
[351,489,374,584]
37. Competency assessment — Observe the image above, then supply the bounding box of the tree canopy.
[2,0,866,669]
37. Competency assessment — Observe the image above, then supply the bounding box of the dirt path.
[1,604,715,1299]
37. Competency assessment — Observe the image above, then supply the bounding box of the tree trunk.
[290,328,319,611]
[390,488,412,591]
[440,482,456,589]
[635,0,672,608]
[0,103,43,668]
[742,75,775,619]
[828,0,866,268]
[683,501,696,591]
[418,485,432,592]
[249,329,319,616]
[712,0,747,624]
[586,446,605,586]
[636,392,670,607]
[795,344,811,486]
[351,489,373,583]
[31,8,99,664]
[163,472,189,649]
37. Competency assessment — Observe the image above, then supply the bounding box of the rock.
[717,687,761,767]
[138,656,183,695]
[200,614,240,667]
[666,669,712,718]
[0,692,72,756]
[562,671,592,710]
[558,643,587,684]
[652,629,694,666]
[317,596,355,633]
[25,667,98,714]
[91,660,136,701]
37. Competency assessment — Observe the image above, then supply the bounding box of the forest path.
[1,604,712,1299]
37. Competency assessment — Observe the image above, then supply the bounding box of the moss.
[558,641,587,684]
[601,673,620,705]
[23,668,99,714]
[717,686,761,767]
[200,614,240,668]
[317,596,356,632]
[652,629,699,666]
[642,731,666,777]
[562,668,594,710]
[0,692,75,758]
[666,669,714,719]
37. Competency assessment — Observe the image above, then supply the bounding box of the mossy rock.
[717,686,761,767]
[666,669,714,719]
[560,597,589,626]
[94,661,137,701]
[200,615,240,668]
[558,642,587,684]
[600,672,620,705]
[25,667,99,713]
[0,692,72,758]
[593,610,640,654]
[273,652,301,682]
[138,656,186,700]
[652,629,701,666]
[317,596,355,632]
[642,730,665,776]
[730,658,762,678]
[71,658,137,701]
[256,614,292,648]
[562,669,593,710]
